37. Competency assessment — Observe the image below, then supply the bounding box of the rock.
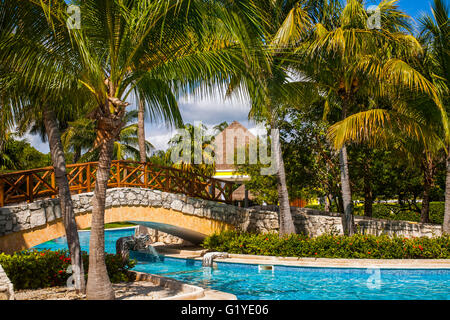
[30,208,46,228]
[126,192,137,201]
[171,200,183,212]
[0,265,14,300]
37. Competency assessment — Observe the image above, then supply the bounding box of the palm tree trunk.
[324,194,331,212]
[421,182,431,223]
[421,160,433,223]
[364,174,373,218]
[42,108,85,294]
[339,145,355,235]
[339,100,355,235]
[73,146,81,164]
[443,152,450,234]
[86,122,116,300]
[271,122,295,236]
[138,98,146,163]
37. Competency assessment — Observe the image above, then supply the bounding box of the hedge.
[202,231,450,259]
[0,249,136,290]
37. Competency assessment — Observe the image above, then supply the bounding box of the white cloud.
[30,86,255,154]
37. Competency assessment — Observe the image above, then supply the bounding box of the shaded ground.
[15,281,182,300]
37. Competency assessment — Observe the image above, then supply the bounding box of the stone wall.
[0,264,14,300]
[0,188,443,243]
[135,225,193,246]
[252,206,443,238]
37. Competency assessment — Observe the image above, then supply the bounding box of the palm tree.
[166,123,216,176]
[23,0,265,299]
[420,0,450,233]
[288,0,444,235]
[0,1,87,293]
[225,0,326,235]
[62,111,154,162]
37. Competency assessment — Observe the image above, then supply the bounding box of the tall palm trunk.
[138,98,146,162]
[421,158,433,223]
[444,152,450,234]
[271,122,296,236]
[363,173,373,218]
[339,145,355,235]
[86,119,117,300]
[339,101,355,235]
[73,146,81,164]
[42,108,85,293]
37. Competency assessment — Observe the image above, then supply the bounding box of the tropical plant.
[287,0,444,235]
[419,0,450,233]
[62,111,154,162]
[166,123,215,176]
[0,1,89,293]
[10,0,266,299]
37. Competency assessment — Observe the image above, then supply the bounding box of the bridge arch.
[0,188,250,254]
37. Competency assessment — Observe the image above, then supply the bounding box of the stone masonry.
[0,188,443,241]
[0,264,14,300]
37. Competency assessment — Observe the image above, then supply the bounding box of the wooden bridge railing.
[0,160,234,207]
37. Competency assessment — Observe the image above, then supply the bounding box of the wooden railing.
[0,160,234,207]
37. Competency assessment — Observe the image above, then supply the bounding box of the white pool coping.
[163,251,450,270]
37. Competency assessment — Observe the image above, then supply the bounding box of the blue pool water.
[33,229,450,300]
[33,227,137,253]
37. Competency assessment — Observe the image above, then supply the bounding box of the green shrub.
[0,250,136,290]
[202,231,450,259]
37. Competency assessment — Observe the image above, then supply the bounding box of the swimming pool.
[33,228,450,300]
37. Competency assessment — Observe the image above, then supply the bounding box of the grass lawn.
[82,222,136,230]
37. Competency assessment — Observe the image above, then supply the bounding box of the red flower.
[58,270,64,274]
[419,245,423,251]
[265,238,269,241]
[349,243,353,246]
[314,252,318,255]
[367,251,371,255]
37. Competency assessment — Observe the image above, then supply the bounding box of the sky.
[28,0,439,154]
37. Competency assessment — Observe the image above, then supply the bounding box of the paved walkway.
[159,247,450,269]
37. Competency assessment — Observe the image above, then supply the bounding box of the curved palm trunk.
[339,145,355,235]
[138,98,146,163]
[86,122,117,300]
[271,123,296,236]
[444,153,450,234]
[42,108,85,293]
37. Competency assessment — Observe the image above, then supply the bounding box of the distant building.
[212,121,255,206]
[212,120,308,208]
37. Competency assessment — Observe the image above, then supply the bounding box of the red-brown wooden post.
[78,165,83,194]
[87,163,91,192]
[0,180,4,207]
[117,161,121,188]
[27,175,33,203]
[144,163,148,188]
[51,171,56,198]
[211,180,216,200]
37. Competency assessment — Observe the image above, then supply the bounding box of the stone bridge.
[0,187,443,253]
